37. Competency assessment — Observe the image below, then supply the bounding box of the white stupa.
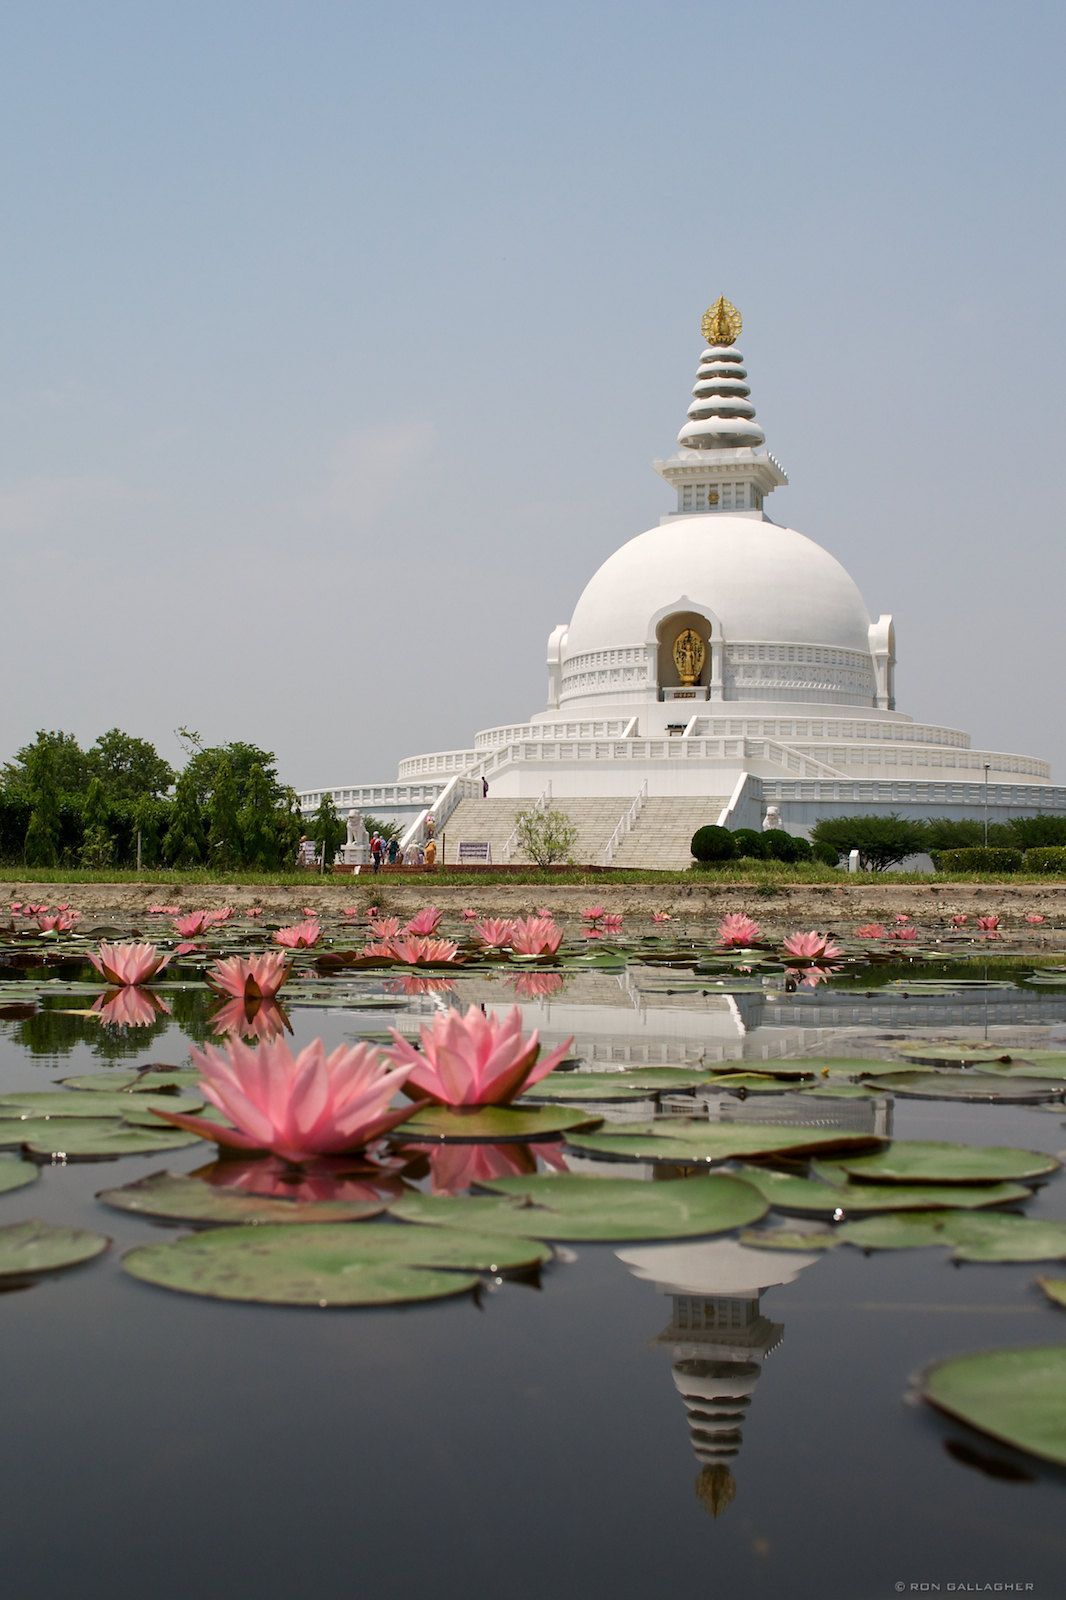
[300,297,1062,867]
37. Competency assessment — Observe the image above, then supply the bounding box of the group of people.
[369,831,437,871]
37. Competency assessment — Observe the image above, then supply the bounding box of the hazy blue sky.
[2,0,1063,789]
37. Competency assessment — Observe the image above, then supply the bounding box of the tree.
[207,759,241,869]
[363,814,402,844]
[2,730,90,799]
[810,814,927,872]
[86,729,174,802]
[79,777,114,867]
[236,764,280,869]
[310,793,346,867]
[162,769,207,866]
[1006,815,1066,850]
[514,806,578,866]
[130,793,168,869]
[22,741,62,866]
[181,741,284,809]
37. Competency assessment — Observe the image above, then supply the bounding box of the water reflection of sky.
[1,968,1066,1596]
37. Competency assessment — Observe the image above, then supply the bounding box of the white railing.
[396,749,478,780]
[501,783,552,863]
[600,781,648,865]
[398,773,483,855]
[297,780,441,814]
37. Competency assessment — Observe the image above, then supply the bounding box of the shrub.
[762,828,810,862]
[1023,847,1066,874]
[515,807,578,866]
[1009,817,1066,849]
[810,814,927,872]
[691,825,736,864]
[730,828,765,858]
[936,847,1023,874]
[811,840,840,866]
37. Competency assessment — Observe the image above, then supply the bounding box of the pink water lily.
[1026,913,1046,925]
[581,906,605,923]
[474,918,515,949]
[369,917,402,939]
[977,914,1000,931]
[651,911,672,924]
[718,913,762,947]
[274,919,322,948]
[246,907,264,918]
[405,906,443,936]
[88,941,172,987]
[385,936,459,965]
[148,904,180,915]
[154,1036,418,1162]
[855,923,886,939]
[782,930,843,961]
[173,910,212,938]
[91,987,171,1027]
[600,913,623,934]
[951,914,969,927]
[207,952,292,1001]
[381,1004,574,1106]
[208,997,292,1042]
[509,916,563,956]
[895,914,912,925]
[461,908,478,921]
[37,910,80,932]
[893,927,919,942]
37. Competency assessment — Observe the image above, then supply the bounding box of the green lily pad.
[895,1044,1016,1067]
[1035,1277,1066,1309]
[0,1118,200,1159]
[561,1120,884,1166]
[739,1227,839,1252]
[0,1218,109,1280]
[522,1067,712,1101]
[0,1090,205,1120]
[57,1069,201,1093]
[394,1172,767,1241]
[796,1083,878,1100]
[396,1104,602,1143]
[97,1171,388,1226]
[714,1061,817,1079]
[861,1071,1064,1104]
[975,1058,1066,1082]
[785,1058,897,1078]
[0,1154,38,1195]
[823,1141,1060,1186]
[840,1211,1066,1261]
[121,1222,550,1306]
[735,1166,1032,1217]
[702,1073,798,1094]
[922,1347,1066,1466]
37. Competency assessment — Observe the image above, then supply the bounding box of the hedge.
[691,825,736,863]
[1022,847,1066,873]
[935,846,1024,874]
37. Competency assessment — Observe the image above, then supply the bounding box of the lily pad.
[97,1171,389,1226]
[1035,1277,1066,1309]
[396,1104,602,1143]
[0,1218,109,1280]
[394,1173,768,1241]
[739,1227,839,1252]
[839,1211,1066,1262]
[785,1058,897,1078]
[702,1073,798,1094]
[823,1141,1060,1186]
[735,1166,1032,1217]
[122,1222,550,1306]
[895,1043,1016,1067]
[0,1118,200,1159]
[975,1058,1066,1082]
[861,1071,1064,1104]
[922,1347,1066,1466]
[0,1155,38,1195]
[714,1061,817,1079]
[0,1090,205,1120]
[522,1067,712,1101]
[57,1069,201,1093]
[561,1120,884,1166]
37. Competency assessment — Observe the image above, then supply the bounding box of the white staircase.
[608,796,729,870]
[442,797,627,865]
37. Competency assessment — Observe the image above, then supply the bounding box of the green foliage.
[730,828,765,858]
[85,729,174,802]
[310,792,346,867]
[1,730,90,799]
[761,828,811,862]
[182,741,283,808]
[935,846,1024,873]
[162,769,207,867]
[690,825,735,863]
[207,759,241,869]
[130,794,168,869]
[811,839,840,866]
[1022,847,1066,873]
[1007,815,1066,849]
[514,806,578,866]
[362,814,402,844]
[923,816,1011,851]
[810,814,927,872]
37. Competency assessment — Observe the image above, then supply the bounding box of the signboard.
[457,841,492,864]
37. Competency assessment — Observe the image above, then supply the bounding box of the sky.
[1,0,1064,791]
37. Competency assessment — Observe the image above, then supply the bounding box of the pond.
[1,906,1065,1600]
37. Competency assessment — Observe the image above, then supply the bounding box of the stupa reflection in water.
[617,1239,821,1516]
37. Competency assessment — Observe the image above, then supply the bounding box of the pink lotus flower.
[207,907,234,925]
[369,917,402,940]
[155,1036,419,1162]
[855,923,886,939]
[534,907,553,918]
[91,987,171,1028]
[23,902,48,916]
[782,930,843,961]
[341,906,360,918]
[207,952,292,1001]
[651,911,672,923]
[173,910,213,938]
[977,914,1000,931]
[209,997,292,1042]
[148,904,180,915]
[786,963,842,990]
[1026,913,1046,925]
[382,1004,574,1106]
[302,906,317,916]
[365,906,379,921]
[9,902,21,912]
[274,919,321,949]
[509,971,566,1000]
[581,906,605,923]
[246,907,264,918]
[951,914,969,927]
[601,913,623,934]
[474,918,515,949]
[88,941,172,987]
[405,906,443,936]
[386,936,459,965]
[37,910,80,932]
[895,914,912,925]
[175,941,203,956]
[718,912,762,947]
[461,908,478,921]
[894,927,919,942]
[509,916,563,956]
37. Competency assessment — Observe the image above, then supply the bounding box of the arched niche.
[645,597,724,701]
[657,610,712,689]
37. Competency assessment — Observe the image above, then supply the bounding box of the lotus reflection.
[193,1155,408,1206]
[508,971,567,1000]
[401,1139,569,1195]
[383,975,461,997]
[617,1238,822,1514]
[91,988,172,1028]
[208,996,292,1041]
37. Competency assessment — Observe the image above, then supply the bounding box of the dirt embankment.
[6,879,1063,927]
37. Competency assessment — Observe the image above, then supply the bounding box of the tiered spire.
[677,296,765,451]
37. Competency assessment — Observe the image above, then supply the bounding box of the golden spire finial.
[701,295,742,347]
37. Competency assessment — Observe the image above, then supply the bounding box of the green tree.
[86,728,174,802]
[162,769,207,866]
[310,792,346,867]
[363,813,402,844]
[182,741,283,809]
[1006,815,1066,849]
[235,764,279,869]
[79,777,114,867]
[207,759,241,869]
[130,793,169,869]
[810,814,927,872]
[273,787,305,870]
[2,730,90,799]
[515,806,578,866]
[22,741,62,866]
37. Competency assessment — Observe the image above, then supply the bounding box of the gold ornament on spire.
[701,295,742,347]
